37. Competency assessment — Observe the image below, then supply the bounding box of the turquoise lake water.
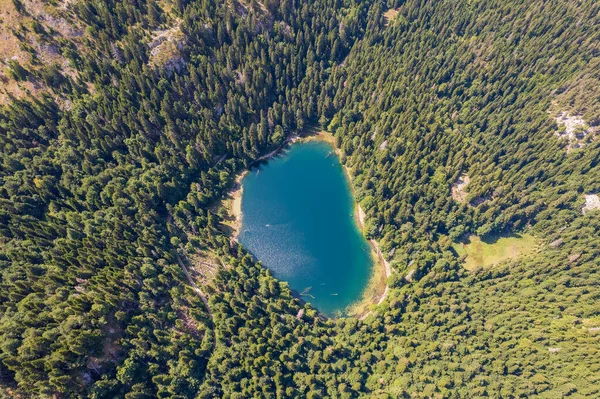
[238,140,374,316]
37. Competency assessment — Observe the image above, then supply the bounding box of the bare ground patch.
[383,8,399,27]
[582,194,600,215]
[554,112,599,151]
[0,0,84,105]
[218,171,248,240]
[149,24,187,74]
[451,174,470,203]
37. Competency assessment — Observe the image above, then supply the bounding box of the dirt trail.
[176,252,211,313]
[175,252,217,354]
[356,202,392,320]
[177,254,212,310]
[329,138,392,318]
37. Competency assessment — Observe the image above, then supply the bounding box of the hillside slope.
[1,0,599,398]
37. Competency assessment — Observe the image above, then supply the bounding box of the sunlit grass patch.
[453,234,537,270]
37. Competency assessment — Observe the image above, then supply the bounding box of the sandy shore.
[226,171,247,240]
[224,129,392,319]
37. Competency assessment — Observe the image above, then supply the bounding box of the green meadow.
[453,234,537,270]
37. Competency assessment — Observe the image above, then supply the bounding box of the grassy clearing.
[453,233,537,271]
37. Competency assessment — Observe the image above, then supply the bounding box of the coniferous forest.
[1,0,599,397]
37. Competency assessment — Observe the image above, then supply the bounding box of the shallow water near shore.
[238,141,374,316]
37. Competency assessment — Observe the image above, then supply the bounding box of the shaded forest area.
[1,0,599,398]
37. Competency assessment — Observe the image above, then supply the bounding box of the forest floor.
[554,112,599,152]
[452,233,537,271]
[0,0,83,106]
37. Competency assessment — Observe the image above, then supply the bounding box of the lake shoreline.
[224,134,300,239]
[301,131,392,317]
[311,132,391,318]
[224,129,391,319]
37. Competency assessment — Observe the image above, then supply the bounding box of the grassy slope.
[453,234,538,270]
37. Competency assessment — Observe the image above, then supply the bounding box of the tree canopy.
[1,0,599,397]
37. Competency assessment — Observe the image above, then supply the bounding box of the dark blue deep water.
[238,141,373,316]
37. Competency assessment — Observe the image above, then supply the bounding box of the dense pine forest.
[1,0,599,397]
